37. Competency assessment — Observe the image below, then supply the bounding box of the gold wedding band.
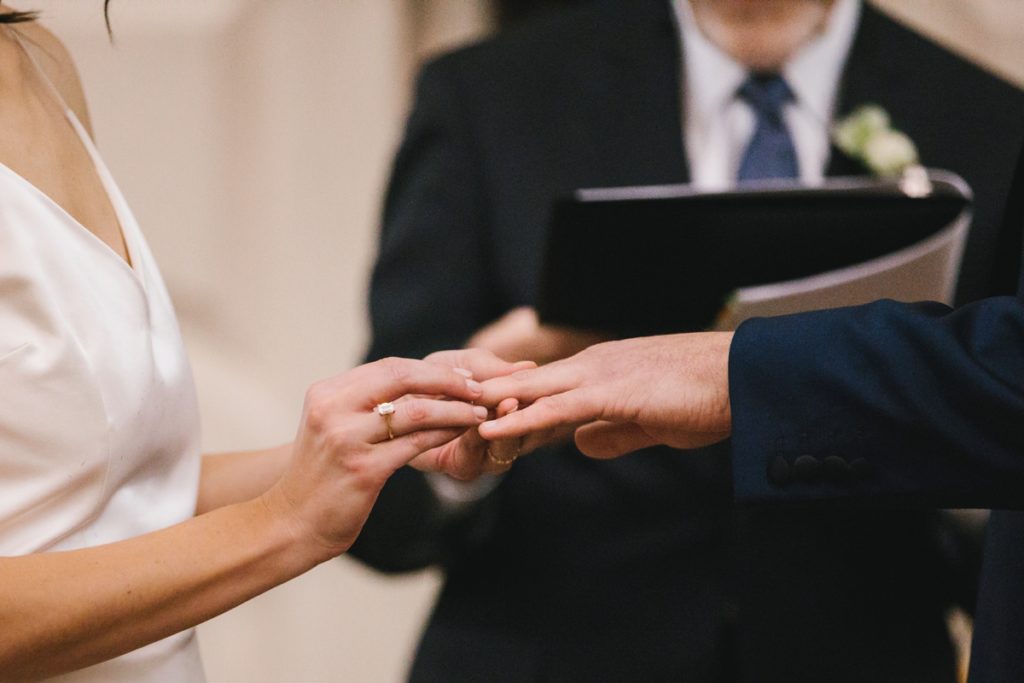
[486,439,522,466]
[374,402,396,440]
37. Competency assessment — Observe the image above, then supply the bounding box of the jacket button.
[769,456,791,486]
[822,455,851,482]
[850,458,873,479]
[792,455,821,481]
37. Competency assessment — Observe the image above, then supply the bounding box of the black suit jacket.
[729,148,1024,683]
[353,1,1024,680]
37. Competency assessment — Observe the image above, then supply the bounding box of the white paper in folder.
[713,169,973,331]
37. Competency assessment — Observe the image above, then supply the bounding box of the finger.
[403,427,508,479]
[365,398,487,444]
[519,422,579,454]
[480,399,522,469]
[476,359,582,407]
[414,396,525,479]
[478,389,600,440]
[574,421,658,459]
[497,397,520,415]
[344,357,484,407]
[446,399,520,478]
[440,430,495,480]
[376,427,468,472]
[426,348,537,381]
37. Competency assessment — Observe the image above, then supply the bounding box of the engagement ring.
[375,402,396,440]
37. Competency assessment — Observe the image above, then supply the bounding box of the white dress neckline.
[4,27,145,288]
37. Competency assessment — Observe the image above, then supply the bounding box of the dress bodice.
[0,107,205,681]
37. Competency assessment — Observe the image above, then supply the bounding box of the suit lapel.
[825,4,888,178]
[583,0,689,187]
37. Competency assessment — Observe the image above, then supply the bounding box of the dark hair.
[0,10,38,24]
[0,1,112,35]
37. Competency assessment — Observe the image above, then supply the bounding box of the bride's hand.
[410,348,576,480]
[261,357,492,560]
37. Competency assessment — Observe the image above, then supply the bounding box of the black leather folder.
[536,175,972,337]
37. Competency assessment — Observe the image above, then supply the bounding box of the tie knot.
[738,73,794,121]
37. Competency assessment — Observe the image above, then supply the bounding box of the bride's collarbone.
[0,95,128,263]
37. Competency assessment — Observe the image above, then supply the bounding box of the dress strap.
[7,26,74,113]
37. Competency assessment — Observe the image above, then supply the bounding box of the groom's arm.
[730,296,1024,509]
[349,56,503,572]
[475,297,1024,508]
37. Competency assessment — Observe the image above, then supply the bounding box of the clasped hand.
[412,332,737,481]
[266,332,735,562]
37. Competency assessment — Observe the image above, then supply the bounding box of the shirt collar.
[675,0,747,122]
[674,0,861,122]
[783,0,861,125]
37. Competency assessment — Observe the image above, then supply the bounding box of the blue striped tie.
[737,74,799,181]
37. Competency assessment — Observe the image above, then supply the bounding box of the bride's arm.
[196,445,292,515]
[0,358,488,680]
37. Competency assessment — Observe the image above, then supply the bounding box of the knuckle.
[449,456,477,481]
[449,463,474,482]
[407,429,434,452]
[324,426,352,451]
[344,456,387,491]
[303,385,334,432]
[533,395,560,413]
[379,356,411,384]
[403,400,431,425]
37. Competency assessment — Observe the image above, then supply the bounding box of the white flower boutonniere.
[832,104,931,196]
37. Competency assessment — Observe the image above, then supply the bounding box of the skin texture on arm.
[195,444,292,515]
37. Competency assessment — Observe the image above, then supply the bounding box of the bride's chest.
[0,182,198,495]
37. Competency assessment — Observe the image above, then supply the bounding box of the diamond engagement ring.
[374,402,396,440]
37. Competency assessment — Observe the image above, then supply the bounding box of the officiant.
[351,0,1024,680]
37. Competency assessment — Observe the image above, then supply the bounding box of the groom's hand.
[409,348,535,480]
[477,332,735,458]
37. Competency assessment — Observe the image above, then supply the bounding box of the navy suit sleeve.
[729,296,1024,508]
[348,58,502,572]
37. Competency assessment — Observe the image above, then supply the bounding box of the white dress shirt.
[673,0,862,190]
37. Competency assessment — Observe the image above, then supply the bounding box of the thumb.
[574,421,659,459]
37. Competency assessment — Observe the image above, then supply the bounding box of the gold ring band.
[374,402,396,440]
[486,439,522,466]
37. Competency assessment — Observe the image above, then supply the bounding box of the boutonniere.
[832,104,930,195]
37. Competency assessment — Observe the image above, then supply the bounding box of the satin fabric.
[0,106,205,679]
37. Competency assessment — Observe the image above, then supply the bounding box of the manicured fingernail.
[454,368,474,378]
[473,405,488,420]
[467,379,483,393]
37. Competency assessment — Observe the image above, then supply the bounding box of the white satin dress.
[0,42,206,683]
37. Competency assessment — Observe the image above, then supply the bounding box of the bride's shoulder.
[14,19,93,135]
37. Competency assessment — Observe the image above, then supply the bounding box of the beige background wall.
[26,1,1024,681]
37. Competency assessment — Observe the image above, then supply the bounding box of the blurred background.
[27,0,1024,680]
